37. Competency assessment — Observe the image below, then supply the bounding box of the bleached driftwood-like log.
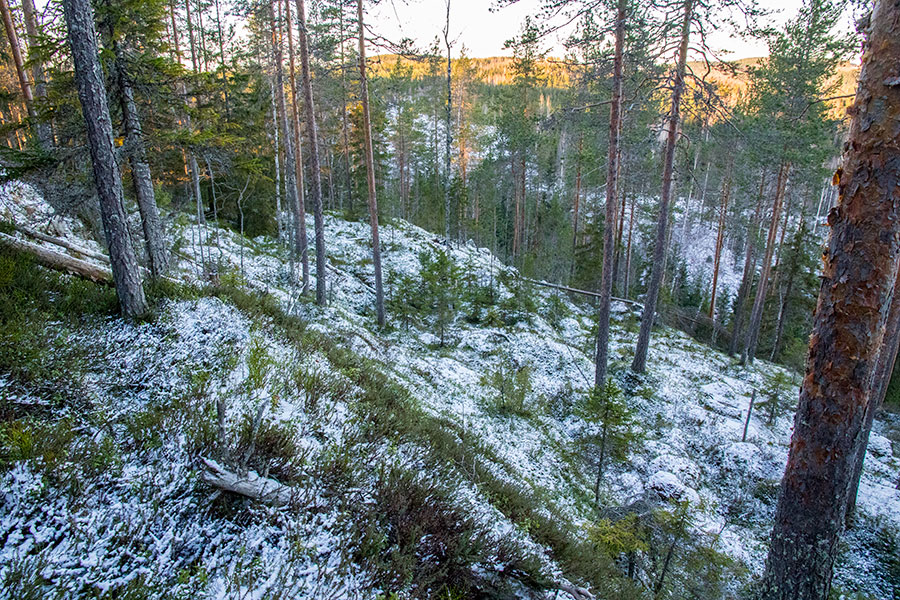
[0,231,113,284]
[11,222,111,264]
[557,582,594,600]
[199,457,295,507]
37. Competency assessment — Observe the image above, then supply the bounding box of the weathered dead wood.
[523,277,642,307]
[199,457,295,507]
[11,222,111,263]
[557,582,594,600]
[0,231,113,284]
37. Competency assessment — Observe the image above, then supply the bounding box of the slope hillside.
[0,181,897,599]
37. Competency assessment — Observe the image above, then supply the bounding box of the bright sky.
[367,0,824,60]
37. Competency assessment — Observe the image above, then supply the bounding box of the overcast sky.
[365,0,829,60]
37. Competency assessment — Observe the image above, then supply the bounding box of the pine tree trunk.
[624,191,634,299]
[594,0,625,387]
[338,6,353,212]
[296,0,327,305]
[269,76,283,241]
[111,39,169,280]
[612,182,626,295]
[62,0,147,317]
[20,0,52,146]
[355,0,385,325]
[443,0,452,242]
[761,2,900,595]
[213,0,230,120]
[284,0,310,292]
[184,0,199,73]
[631,0,693,374]
[709,167,731,322]
[729,172,766,356]
[743,160,789,365]
[845,266,900,525]
[0,0,36,122]
[769,266,794,363]
[270,0,302,286]
[570,136,583,281]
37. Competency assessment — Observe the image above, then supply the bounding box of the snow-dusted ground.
[1,181,898,599]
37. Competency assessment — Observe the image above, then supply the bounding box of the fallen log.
[11,222,111,264]
[522,277,642,308]
[199,457,295,507]
[0,231,113,284]
[557,582,594,600]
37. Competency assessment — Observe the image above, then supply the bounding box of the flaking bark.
[761,1,900,595]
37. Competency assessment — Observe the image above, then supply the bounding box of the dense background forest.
[0,0,867,373]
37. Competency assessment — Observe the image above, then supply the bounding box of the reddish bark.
[761,1,900,596]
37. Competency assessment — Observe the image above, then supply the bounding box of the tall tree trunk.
[355,0,385,326]
[0,0,36,122]
[443,0,452,242]
[338,5,353,211]
[769,260,795,363]
[729,171,766,356]
[62,0,147,317]
[295,0,326,305]
[284,0,310,292]
[631,0,693,374]
[270,0,300,282]
[743,160,790,365]
[21,0,44,98]
[213,0,230,120]
[184,0,199,73]
[761,2,900,595]
[269,75,283,241]
[570,135,583,281]
[679,123,704,243]
[512,157,521,256]
[624,190,634,299]
[845,266,900,525]
[594,0,625,387]
[708,166,731,322]
[112,39,169,280]
[612,180,626,295]
[20,0,51,146]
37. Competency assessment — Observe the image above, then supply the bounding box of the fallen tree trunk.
[0,231,113,284]
[199,457,295,507]
[557,582,594,600]
[523,277,642,307]
[11,222,111,264]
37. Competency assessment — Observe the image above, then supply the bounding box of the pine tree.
[761,0,900,594]
[355,0,385,326]
[631,0,694,374]
[62,0,147,317]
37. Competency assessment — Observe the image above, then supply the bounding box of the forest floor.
[0,180,898,599]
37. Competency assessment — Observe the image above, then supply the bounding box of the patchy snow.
[1,181,898,599]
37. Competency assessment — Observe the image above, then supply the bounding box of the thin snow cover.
[1,182,898,599]
[670,219,742,304]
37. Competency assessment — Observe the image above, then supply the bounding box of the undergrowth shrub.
[235,414,304,481]
[480,354,534,417]
[352,468,490,597]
